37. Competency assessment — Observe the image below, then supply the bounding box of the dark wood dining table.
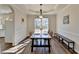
[30,33,52,53]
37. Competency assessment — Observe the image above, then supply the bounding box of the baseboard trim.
[18,35,30,44]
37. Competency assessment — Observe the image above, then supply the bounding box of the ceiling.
[23,4,68,15]
[0,4,68,15]
[0,5,12,14]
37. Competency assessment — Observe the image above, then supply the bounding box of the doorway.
[34,17,48,34]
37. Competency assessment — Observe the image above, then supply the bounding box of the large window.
[35,18,48,34]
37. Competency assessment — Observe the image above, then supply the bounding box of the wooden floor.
[22,37,72,54]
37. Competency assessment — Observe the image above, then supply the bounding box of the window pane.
[34,18,48,34]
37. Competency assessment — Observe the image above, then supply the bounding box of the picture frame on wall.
[63,15,69,24]
[22,18,24,22]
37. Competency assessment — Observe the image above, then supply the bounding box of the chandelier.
[39,4,43,19]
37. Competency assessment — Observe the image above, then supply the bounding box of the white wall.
[27,15,56,34]
[5,20,14,43]
[48,15,56,33]
[27,15,35,34]
[0,15,6,37]
[0,14,14,43]
[57,5,79,53]
[0,5,28,46]
[11,5,27,45]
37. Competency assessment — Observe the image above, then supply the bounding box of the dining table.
[30,33,52,53]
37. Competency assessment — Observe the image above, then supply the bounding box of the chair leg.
[31,46,33,52]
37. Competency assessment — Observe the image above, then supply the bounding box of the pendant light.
[39,4,43,19]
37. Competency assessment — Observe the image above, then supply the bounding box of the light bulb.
[39,15,43,19]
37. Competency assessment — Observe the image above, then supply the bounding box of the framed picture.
[63,15,69,24]
[22,18,24,22]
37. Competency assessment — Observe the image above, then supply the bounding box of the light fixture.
[39,4,43,19]
[5,16,13,21]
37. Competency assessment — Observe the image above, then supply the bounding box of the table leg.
[31,39,34,52]
[48,39,50,53]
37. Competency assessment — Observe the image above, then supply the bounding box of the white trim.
[62,5,71,11]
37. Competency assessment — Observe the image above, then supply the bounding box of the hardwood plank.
[22,37,72,54]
